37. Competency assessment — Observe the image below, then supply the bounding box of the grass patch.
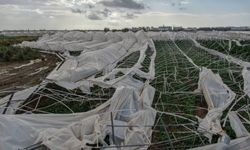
[0,36,38,46]
[0,46,41,62]
[0,36,40,62]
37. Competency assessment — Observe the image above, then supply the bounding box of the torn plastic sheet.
[19,31,94,52]
[19,31,123,52]
[54,80,92,94]
[147,31,250,148]
[0,85,41,114]
[190,136,250,150]
[0,31,156,115]
[0,31,157,150]
[88,41,155,91]
[148,31,250,41]
[0,85,156,150]
[192,38,250,68]
[242,67,250,98]
[46,31,155,92]
[196,68,236,142]
[229,111,250,138]
[7,31,250,149]
[197,68,236,110]
[46,36,137,82]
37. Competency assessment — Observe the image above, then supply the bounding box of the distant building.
[230,26,250,31]
[150,27,160,31]
[173,26,183,31]
[0,30,58,36]
[185,27,197,32]
[158,25,172,31]
[197,27,212,31]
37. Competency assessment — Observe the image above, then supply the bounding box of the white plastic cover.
[229,111,250,138]
[0,85,156,150]
[196,68,236,142]
[242,67,250,98]
[0,31,157,150]
[191,136,250,150]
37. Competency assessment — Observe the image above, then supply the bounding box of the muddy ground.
[0,53,59,96]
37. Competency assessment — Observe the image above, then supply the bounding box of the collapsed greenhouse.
[1,30,250,149]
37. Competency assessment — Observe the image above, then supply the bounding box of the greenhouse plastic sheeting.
[243,67,250,98]
[147,31,250,41]
[45,31,155,89]
[0,31,157,150]
[191,136,250,150]
[192,38,250,68]
[19,31,124,52]
[0,85,40,114]
[4,31,250,149]
[0,85,156,150]
[1,31,156,115]
[229,111,250,138]
[196,68,236,142]
[46,32,142,83]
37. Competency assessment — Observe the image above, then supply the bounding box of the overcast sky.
[0,0,249,30]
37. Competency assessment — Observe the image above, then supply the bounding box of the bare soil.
[0,53,59,91]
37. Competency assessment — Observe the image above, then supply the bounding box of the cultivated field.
[0,36,59,97]
[1,31,250,149]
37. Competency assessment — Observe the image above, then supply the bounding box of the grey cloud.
[101,8,112,17]
[0,0,51,6]
[0,0,69,16]
[108,21,120,27]
[100,0,145,10]
[170,0,189,11]
[85,8,112,20]
[71,8,89,14]
[71,8,84,14]
[87,13,102,20]
[179,7,187,11]
[88,4,95,9]
[70,2,96,14]
[123,13,137,19]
